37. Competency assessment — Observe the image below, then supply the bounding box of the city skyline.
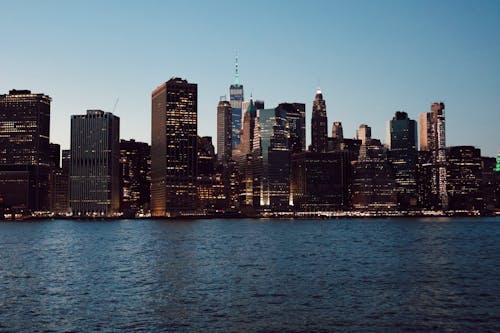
[1,0,499,157]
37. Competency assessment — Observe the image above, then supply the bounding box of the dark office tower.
[387,111,418,209]
[332,121,343,140]
[217,99,232,165]
[481,157,497,212]
[48,143,61,169]
[419,102,447,209]
[352,139,397,211]
[47,143,67,214]
[290,151,351,210]
[446,146,483,211]
[230,57,244,149]
[119,139,151,216]
[0,89,51,212]
[276,102,306,153]
[151,78,198,217]
[416,150,436,209]
[50,149,70,214]
[70,110,120,217]
[310,88,328,152]
[496,151,500,209]
[62,150,71,174]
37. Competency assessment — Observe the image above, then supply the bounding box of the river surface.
[1,217,500,332]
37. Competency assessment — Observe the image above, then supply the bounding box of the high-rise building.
[352,139,397,211]
[236,99,258,158]
[47,143,69,215]
[387,111,418,209]
[416,150,438,209]
[255,107,291,208]
[49,149,70,215]
[0,89,51,212]
[418,112,432,151]
[48,143,61,169]
[276,102,306,153]
[332,121,343,140]
[310,88,328,152]
[481,156,497,212]
[229,57,244,149]
[356,124,371,145]
[216,99,232,165]
[70,110,120,216]
[151,78,198,216]
[291,151,351,210]
[446,146,482,211]
[419,102,447,209]
[197,136,227,211]
[120,139,151,216]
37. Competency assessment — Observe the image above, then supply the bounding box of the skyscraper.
[276,102,306,153]
[119,139,151,216]
[70,110,120,216]
[446,146,482,211]
[387,111,418,209]
[356,124,371,145]
[352,139,397,211]
[151,77,198,216]
[0,89,51,212]
[48,143,69,215]
[229,57,244,149]
[419,102,448,209]
[332,121,343,140]
[291,151,351,210]
[310,88,328,152]
[216,99,232,165]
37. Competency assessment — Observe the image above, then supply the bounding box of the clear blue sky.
[1,0,499,156]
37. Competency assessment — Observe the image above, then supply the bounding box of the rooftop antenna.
[112,97,119,113]
[235,53,239,85]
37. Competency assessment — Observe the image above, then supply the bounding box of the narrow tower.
[229,56,244,149]
[310,88,328,152]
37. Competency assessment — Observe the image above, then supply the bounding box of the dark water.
[1,218,500,332]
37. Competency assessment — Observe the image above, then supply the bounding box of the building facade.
[151,78,198,216]
[216,99,232,166]
[120,139,151,216]
[70,110,120,216]
[446,146,483,211]
[291,151,351,210]
[419,102,448,209]
[387,111,418,209]
[310,89,328,153]
[0,89,51,212]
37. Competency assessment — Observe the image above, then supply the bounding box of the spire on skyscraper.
[235,55,239,85]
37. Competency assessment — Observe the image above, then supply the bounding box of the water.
[1,218,500,332]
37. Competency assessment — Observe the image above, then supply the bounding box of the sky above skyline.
[1,0,499,156]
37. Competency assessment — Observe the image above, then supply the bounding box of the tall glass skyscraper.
[70,110,120,217]
[151,77,198,216]
[387,111,418,209]
[0,89,51,212]
[229,57,244,149]
[310,88,328,153]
